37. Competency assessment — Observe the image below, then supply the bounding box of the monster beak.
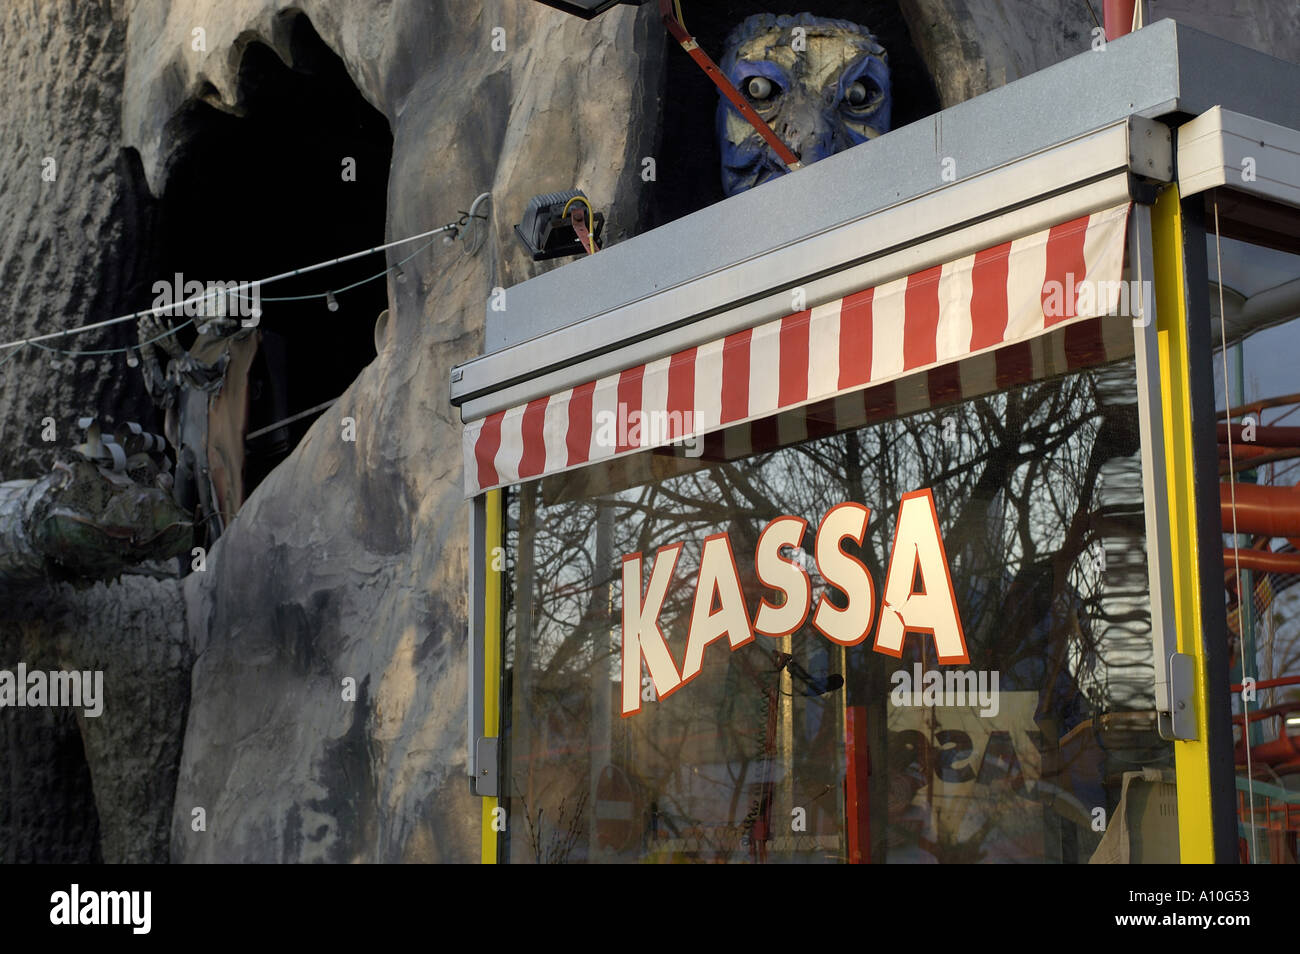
[781,106,836,166]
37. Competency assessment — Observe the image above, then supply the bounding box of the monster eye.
[745,76,777,101]
[845,79,882,110]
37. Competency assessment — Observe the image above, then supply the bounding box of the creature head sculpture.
[717,13,890,196]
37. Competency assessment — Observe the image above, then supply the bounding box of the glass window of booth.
[1207,192,1300,865]
[497,318,1177,863]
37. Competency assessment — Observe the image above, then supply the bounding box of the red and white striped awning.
[464,202,1132,496]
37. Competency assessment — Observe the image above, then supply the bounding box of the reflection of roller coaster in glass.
[1218,393,1300,861]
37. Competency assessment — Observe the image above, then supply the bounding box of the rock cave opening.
[648,0,940,228]
[151,12,393,514]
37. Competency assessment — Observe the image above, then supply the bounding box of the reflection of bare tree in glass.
[517,786,589,864]
[760,367,1148,718]
[505,360,1153,863]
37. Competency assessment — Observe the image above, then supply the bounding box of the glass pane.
[501,340,1172,862]
[1209,222,1300,865]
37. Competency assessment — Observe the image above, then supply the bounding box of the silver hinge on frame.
[1158,652,1199,741]
[474,737,499,797]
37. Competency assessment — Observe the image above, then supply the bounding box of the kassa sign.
[620,488,968,716]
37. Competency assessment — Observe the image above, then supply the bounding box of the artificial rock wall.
[124,0,664,862]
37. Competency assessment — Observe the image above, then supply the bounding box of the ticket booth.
[451,20,1300,863]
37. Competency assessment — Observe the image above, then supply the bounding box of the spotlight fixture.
[326,290,339,312]
[531,0,643,19]
[515,190,605,261]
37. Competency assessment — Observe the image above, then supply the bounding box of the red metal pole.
[845,706,871,863]
[657,0,802,170]
[1230,674,1300,693]
[1104,0,1138,40]
[1220,482,1300,538]
[1224,549,1300,576]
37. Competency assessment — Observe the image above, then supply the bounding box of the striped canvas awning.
[464,202,1133,497]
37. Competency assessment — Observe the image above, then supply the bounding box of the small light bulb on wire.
[389,264,406,284]
[326,290,339,312]
[126,349,139,368]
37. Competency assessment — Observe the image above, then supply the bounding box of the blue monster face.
[717,13,891,196]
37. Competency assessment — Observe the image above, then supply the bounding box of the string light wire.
[0,193,491,359]
[28,319,197,358]
[233,234,437,304]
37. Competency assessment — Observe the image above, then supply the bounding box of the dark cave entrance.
[153,12,392,506]
[649,0,940,228]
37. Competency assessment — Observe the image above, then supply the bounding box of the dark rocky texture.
[130,0,666,863]
[59,575,192,863]
[0,1,156,468]
[2,573,188,863]
[0,0,159,864]
[899,0,1095,106]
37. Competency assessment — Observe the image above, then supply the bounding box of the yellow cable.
[561,195,598,253]
[561,195,594,221]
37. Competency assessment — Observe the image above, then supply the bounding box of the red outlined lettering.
[812,502,876,646]
[873,488,969,664]
[753,516,811,638]
[621,542,685,716]
[615,491,969,716]
[681,532,755,684]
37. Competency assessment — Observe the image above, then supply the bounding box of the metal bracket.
[1158,652,1199,741]
[467,495,486,784]
[1125,114,1173,184]
[1127,172,1161,207]
[474,737,499,797]
[1130,203,1181,724]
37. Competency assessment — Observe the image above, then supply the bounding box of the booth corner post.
[1150,183,1239,862]
[472,489,503,864]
